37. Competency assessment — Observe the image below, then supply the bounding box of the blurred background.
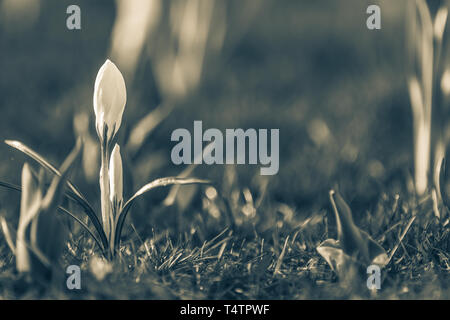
[0,0,413,236]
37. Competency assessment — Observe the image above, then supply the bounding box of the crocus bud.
[93,59,127,143]
[109,144,123,205]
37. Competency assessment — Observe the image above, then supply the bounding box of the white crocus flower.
[109,144,123,207]
[93,59,127,143]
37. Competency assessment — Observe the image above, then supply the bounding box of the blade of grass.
[386,215,417,265]
[217,241,227,261]
[203,227,229,250]
[274,235,289,275]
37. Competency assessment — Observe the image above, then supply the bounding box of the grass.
[0,172,448,299]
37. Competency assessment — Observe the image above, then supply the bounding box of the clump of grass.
[0,171,448,299]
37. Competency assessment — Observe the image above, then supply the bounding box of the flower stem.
[109,205,116,257]
[100,144,112,258]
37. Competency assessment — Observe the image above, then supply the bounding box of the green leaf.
[114,177,211,251]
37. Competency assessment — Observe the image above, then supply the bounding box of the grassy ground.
[0,0,448,299]
[0,193,448,300]
[0,170,448,299]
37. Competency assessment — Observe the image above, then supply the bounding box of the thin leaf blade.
[4,140,108,250]
[114,177,211,250]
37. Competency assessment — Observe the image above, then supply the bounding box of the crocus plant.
[92,60,210,258]
[1,59,210,261]
[0,141,81,280]
[93,60,127,255]
[316,190,388,277]
[407,0,450,197]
